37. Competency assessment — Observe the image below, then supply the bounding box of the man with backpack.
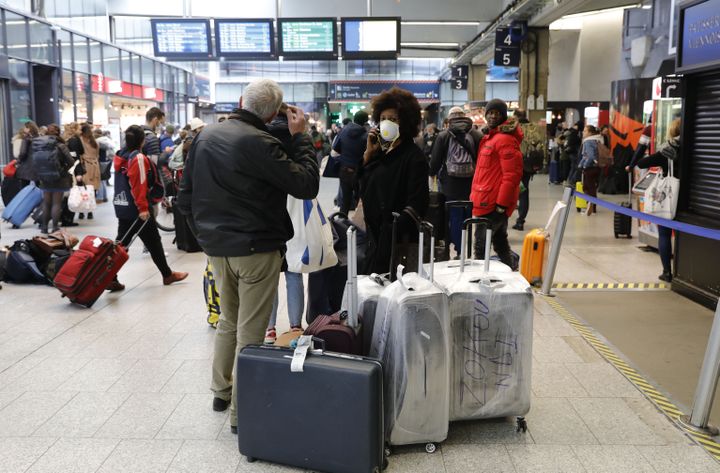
[512,109,546,231]
[142,107,165,165]
[429,106,482,201]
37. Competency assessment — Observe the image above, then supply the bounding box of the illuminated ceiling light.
[401,21,483,26]
[400,42,460,47]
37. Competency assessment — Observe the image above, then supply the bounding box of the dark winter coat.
[15,137,36,182]
[429,117,483,201]
[359,139,430,274]
[332,122,368,169]
[177,109,320,257]
[37,140,76,191]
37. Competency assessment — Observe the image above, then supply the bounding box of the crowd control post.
[680,300,720,435]
[540,186,574,296]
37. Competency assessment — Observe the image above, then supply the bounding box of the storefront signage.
[677,0,720,73]
[652,76,683,99]
[91,75,165,102]
[328,81,440,102]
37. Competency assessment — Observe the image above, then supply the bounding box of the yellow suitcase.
[521,228,549,286]
[575,182,588,211]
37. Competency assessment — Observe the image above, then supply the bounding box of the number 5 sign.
[494,27,521,67]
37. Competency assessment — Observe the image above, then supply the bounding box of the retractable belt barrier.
[542,185,720,436]
[573,190,720,241]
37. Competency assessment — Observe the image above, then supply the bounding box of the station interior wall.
[548,9,624,103]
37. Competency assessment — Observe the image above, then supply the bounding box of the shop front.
[672,0,720,309]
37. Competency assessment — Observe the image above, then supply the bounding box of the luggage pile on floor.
[234,213,534,471]
[0,230,78,285]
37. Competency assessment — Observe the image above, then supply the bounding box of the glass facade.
[0,6,193,165]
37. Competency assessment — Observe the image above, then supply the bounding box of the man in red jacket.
[471,98,524,270]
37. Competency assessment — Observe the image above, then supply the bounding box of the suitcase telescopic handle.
[346,225,359,329]
[421,221,435,282]
[460,217,493,274]
[115,217,149,248]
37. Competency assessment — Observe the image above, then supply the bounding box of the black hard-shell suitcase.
[236,343,385,473]
[1,176,25,206]
[614,175,632,238]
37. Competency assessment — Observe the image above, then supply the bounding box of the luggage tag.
[290,335,325,372]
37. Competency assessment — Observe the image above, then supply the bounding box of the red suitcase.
[53,220,145,307]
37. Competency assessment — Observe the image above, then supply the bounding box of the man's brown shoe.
[105,280,125,292]
[163,271,189,286]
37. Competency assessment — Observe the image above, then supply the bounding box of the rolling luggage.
[575,181,587,212]
[549,159,561,184]
[2,182,43,227]
[305,225,362,355]
[433,218,534,427]
[203,261,221,328]
[370,218,449,452]
[1,176,25,206]
[53,220,146,307]
[426,187,446,241]
[236,340,385,473]
[521,229,549,286]
[172,204,202,252]
[614,174,632,238]
[444,200,473,260]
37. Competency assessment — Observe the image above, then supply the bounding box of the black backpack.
[32,136,62,182]
[523,142,545,174]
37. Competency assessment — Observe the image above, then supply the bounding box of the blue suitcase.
[2,182,43,227]
[549,160,561,184]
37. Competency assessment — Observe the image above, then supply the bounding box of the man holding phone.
[177,79,320,433]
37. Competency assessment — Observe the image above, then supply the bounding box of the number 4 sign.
[494,27,521,67]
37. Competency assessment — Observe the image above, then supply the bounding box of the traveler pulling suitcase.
[432,218,534,429]
[370,218,449,453]
[2,182,43,227]
[53,219,147,307]
[304,225,363,355]
[614,174,632,238]
[236,339,385,473]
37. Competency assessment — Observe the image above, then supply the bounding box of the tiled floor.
[0,176,718,472]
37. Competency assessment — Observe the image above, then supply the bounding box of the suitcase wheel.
[425,443,437,454]
[516,416,528,433]
[576,208,581,213]
[246,456,256,463]
[614,232,619,239]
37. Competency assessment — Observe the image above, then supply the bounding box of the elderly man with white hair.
[177,79,319,433]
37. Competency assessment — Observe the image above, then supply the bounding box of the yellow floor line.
[542,295,720,462]
[552,282,669,290]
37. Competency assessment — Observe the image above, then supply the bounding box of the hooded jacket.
[332,122,368,168]
[176,109,319,257]
[470,117,524,217]
[429,116,483,179]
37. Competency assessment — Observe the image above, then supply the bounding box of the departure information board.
[151,19,212,59]
[215,19,274,58]
[279,19,337,59]
[342,18,399,59]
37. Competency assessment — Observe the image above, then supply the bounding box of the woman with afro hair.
[358,87,429,274]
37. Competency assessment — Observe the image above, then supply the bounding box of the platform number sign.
[494,27,520,67]
[451,65,468,90]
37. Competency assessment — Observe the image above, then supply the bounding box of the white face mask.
[379,120,400,142]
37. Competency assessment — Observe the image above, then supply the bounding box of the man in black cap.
[469,98,524,269]
[332,110,369,215]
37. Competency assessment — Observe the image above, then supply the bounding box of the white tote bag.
[285,198,338,273]
[67,184,97,213]
[644,160,679,220]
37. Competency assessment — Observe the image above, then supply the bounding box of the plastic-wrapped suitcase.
[433,217,534,428]
[53,220,146,307]
[370,217,449,453]
[2,182,43,227]
[236,340,385,473]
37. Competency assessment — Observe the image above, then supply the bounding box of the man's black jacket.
[177,109,319,256]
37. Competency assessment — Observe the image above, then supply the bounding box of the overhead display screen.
[151,19,212,60]
[278,18,337,59]
[342,17,400,59]
[215,19,275,59]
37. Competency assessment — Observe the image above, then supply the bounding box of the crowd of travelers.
[0,77,678,424]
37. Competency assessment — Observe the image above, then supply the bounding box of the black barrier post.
[680,300,720,435]
[540,186,574,296]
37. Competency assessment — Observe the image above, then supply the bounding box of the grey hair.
[242,79,284,122]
